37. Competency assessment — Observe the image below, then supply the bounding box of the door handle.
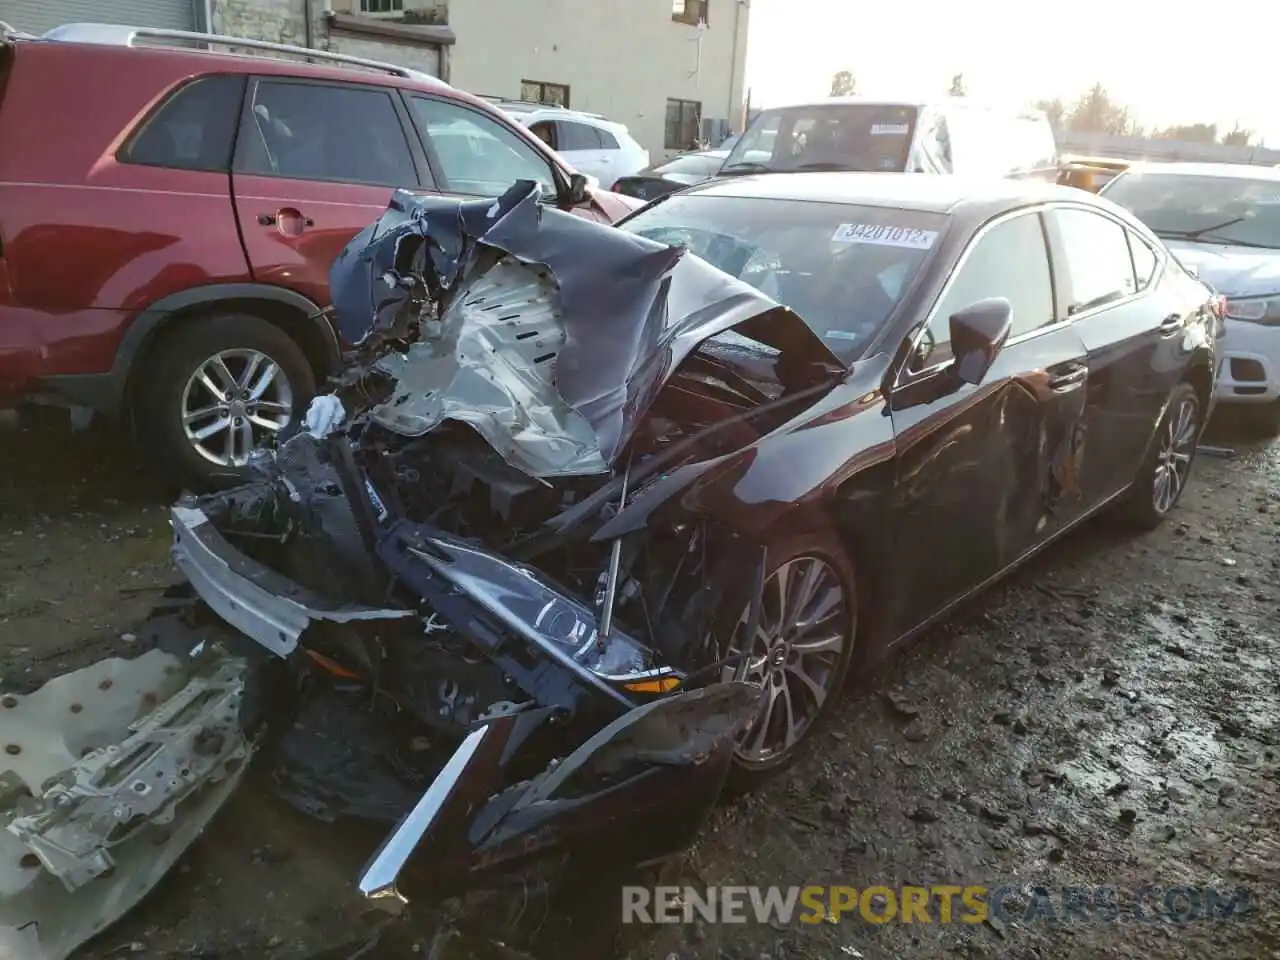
[1047,364,1087,392]
[258,209,315,233]
[1158,313,1182,334]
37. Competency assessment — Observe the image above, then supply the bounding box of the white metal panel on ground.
[2,0,198,37]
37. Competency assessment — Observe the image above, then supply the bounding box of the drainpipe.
[303,0,315,48]
[726,0,745,132]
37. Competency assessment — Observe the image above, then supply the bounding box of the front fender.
[595,379,896,542]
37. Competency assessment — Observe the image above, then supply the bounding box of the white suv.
[486,100,649,190]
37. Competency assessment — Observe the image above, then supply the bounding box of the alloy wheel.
[180,349,294,467]
[722,555,851,765]
[1152,397,1197,515]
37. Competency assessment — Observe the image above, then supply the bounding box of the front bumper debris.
[170,503,414,657]
[358,682,760,907]
[0,643,253,960]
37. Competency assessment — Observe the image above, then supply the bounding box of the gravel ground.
[1,409,1277,960]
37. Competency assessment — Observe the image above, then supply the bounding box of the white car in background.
[483,99,649,189]
[1102,163,1280,434]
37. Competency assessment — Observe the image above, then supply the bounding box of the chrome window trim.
[893,201,1161,387]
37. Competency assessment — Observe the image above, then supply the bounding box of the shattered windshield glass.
[1104,172,1280,250]
[618,194,947,360]
[722,103,919,174]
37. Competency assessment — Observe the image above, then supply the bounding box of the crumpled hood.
[1163,239,1280,299]
[327,180,841,470]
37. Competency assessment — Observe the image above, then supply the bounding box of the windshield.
[722,104,918,175]
[617,194,946,360]
[1103,172,1280,250]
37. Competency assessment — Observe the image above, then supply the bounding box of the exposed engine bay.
[189,179,844,716]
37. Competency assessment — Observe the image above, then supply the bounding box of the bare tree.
[1066,83,1139,136]
[1034,97,1066,130]
[1221,123,1254,147]
[829,70,856,97]
[1154,123,1218,144]
[948,73,966,97]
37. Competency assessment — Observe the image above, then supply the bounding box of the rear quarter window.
[1127,231,1159,291]
[120,74,246,172]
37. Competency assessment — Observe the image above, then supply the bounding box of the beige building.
[5,0,750,158]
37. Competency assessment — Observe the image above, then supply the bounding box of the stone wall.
[209,0,448,78]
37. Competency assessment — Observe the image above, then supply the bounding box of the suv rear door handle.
[1158,313,1182,334]
[1047,363,1087,392]
[258,208,315,233]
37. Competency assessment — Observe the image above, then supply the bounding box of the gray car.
[1102,162,1280,433]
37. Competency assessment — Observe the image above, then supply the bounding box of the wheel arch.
[1183,359,1214,420]
[118,284,340,429]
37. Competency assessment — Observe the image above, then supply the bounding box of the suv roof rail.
[40,22,451,86]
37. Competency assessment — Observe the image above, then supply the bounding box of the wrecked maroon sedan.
[161,173,1218,925]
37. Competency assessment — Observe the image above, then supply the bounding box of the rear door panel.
[0,61,248,386]
[230,76,430,309]
[1044,207,1171,504]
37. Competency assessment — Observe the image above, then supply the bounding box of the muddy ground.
[1,409,1277,960]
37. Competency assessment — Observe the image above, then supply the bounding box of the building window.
[360,0,404,13]
[520,80,570,108]
[665,98,701,150]
[672,0,708,25]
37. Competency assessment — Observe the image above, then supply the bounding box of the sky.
[741,0,1279,146]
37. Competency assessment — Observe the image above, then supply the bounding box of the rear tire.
[138,312,316,492]
[1114,382,1201,530]
[718,531,858,793]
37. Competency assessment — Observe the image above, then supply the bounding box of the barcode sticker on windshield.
[832,223,938,249]
[870,123,910,136]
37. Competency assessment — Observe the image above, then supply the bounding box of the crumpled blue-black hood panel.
[328,181,839,467]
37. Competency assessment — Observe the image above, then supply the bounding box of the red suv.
[0,24,639,487]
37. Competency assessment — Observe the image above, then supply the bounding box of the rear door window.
[1127,231,1158,290]
[122,74,246,172]
[1047,208,1140,314]
[557,121,603,151]
[235,79,417,187]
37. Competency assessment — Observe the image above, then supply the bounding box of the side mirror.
[565,172,591,206]
[949,297,1012,385]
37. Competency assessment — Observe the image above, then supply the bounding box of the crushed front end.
[165,180,845,926]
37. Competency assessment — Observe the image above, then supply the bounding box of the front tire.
[1115,382,1201,530]
[719,532,858,792]
[139,313,316,491]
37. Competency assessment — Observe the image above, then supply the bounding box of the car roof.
[1120,161,1280,181]
[503,106,627,132]
[679,172,1085,215]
